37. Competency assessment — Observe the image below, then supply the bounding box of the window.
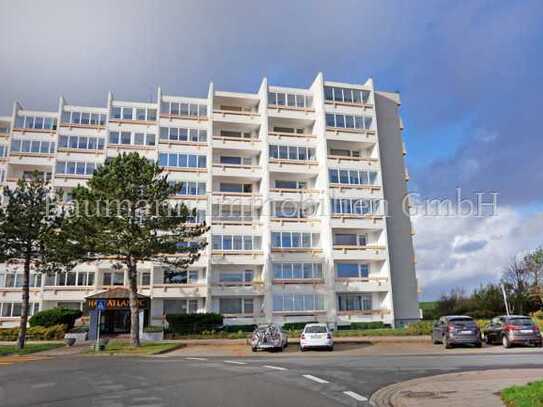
[334,233,367,246]
[272,263,323,280]
[58,135,105,150]
[336,263,369,279]
[56,161,98,176]
[272,201,316,218]
[108,131,156,146]
[102,271,124,286]
[158,153,206,169]
[271,232,319,249]
[338,294,372,311]
[159,127,207,143]
[274,180,307,190]
[171,181,206,196]
[111,106,156,121]
[43,271,95,286]
[272,294,325,312]
[219,270,254,283]
[14,115,57,130]
[269,145,315,161]
[212,204,256,221]
[0,302,40,317]
[10,138,55,154]
[212,235,261,251]
[61,111,106,126]
[331,199,379,215]
[163,270,198,284]
[268,92,312,109]
[161,101,207,119]
[164,299,199,314]
[0,144,7,158]
[218,183,252,193]
[0,273,42,288]
[219,298,254,315]
[324,86,371,105]
[328,169,378,185]
[325,113,372,130]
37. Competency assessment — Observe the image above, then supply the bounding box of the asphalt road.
[2,350,543,407]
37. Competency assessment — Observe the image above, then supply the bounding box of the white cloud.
[413,207,543,299]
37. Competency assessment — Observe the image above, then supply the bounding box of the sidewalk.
[370,369,543,407]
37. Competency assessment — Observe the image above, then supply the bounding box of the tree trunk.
[127,259,140,347]
[17,255,31,350]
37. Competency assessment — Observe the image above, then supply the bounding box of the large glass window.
[331,198,378,215]
[212,235,261,251]
[334,233,367,246]
[159,127,207,143]
[325,113,372,130]
[158,153,206,169]
[55,161,98,176]
[269,145,315,161]
[328,169,378,185]
[0,302,40,317]
[61,111,106,126]
[272,263,323,280]
[219,298,253,314]
[14,115,57,130]
[10,138,55,154]
[164,270,199,284]
[272,295,325,312]
[268,92,312,109]
[338,294,372,311]
[171,181,206,196]
[324,86,371,105]
[271,232,319,249]
[164,299,199,314]
[161,101,207,119]
[58,135,105,150]
[336,263,369,279]
[219,270,254,283]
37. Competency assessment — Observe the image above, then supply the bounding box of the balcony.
[212,163,261,179]
[329,183,382,199]
[268,159,319,175]
[330,214,385,230]
[332,245,387,261]
[335,277,390,293]
[209,281,265,296]
[150,283,207,298]
[9,152,55,167]
[211,191,263,206]
[211,250,264,265]
[326,128,377,145]
[327,155,379,171]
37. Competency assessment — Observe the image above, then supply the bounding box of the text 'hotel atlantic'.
[0,73,420,330]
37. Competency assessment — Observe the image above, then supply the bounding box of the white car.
[300,323,334,351]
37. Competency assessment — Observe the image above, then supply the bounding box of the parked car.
[483,315,542,348]
[432,315,482,348]
[300,323,334,351]
[249,324,288,352]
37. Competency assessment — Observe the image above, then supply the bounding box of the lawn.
[502,380,543,407]
[93,340,184,355]
[0,343,64,356]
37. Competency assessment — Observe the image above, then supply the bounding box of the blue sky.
[1,0,542,300]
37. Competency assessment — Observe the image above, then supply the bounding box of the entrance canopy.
[85,288,150,310]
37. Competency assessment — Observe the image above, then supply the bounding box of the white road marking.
[263,365,288,371]
[302,374,329,384]
[185,357,208,361]
[343,391,368,401]
[223,360,248,365]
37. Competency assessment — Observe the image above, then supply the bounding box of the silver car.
[249,324,288,352]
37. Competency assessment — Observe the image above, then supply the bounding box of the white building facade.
[0,74,419,329]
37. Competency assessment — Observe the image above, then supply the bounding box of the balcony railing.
[268,131,317,140]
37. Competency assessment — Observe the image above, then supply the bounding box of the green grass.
[0,342,64,356]
[502,380,543,407]
[92,340,184,355]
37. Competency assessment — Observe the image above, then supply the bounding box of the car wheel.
[300,346,305,352]
[432,334,440,345]
[485,334,492,345]
[328,345,334,352]
[502,335,511,349]
[278,346,283,352]
[537,342,543,348]
[444,337,452,349]
[475,341,482,348]
[251,347,257,352]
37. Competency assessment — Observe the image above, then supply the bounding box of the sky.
[1,0,542,300]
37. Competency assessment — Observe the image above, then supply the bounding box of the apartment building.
[0,73,419,330]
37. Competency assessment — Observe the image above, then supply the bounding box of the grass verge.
[90,340,184,356]
[501,380,543,407]
[0,342,64,356]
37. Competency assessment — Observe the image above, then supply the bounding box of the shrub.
[532,310,543,320]
[0,324,66,341]
[221,324,256,333]
[68,326,89,334]
[29,308,82,329]
[405,320,433,335]
[351,321,385,330]
[282,321,318,331]
[166,313,223,335]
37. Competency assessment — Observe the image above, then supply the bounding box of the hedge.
[29,308,82,329]
[166,313,223,334]
[221,324,256,333]
[282,321,318,331]
[0,324,66,341]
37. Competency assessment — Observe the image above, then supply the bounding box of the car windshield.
[449,318,475,326]
[510,318,534,326]
[305,326,327,333]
